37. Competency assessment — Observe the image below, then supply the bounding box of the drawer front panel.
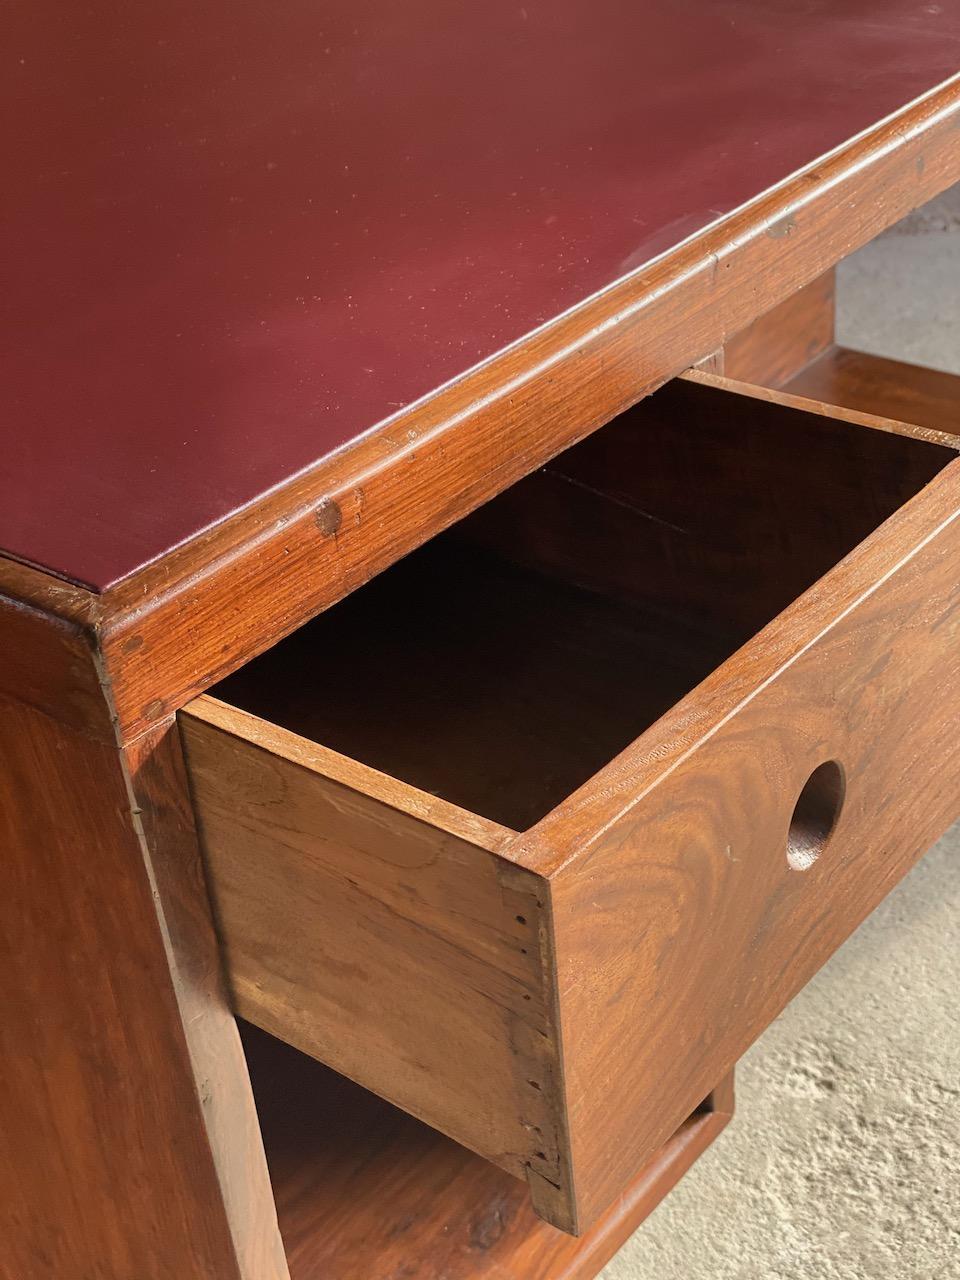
[523,460,960,1227]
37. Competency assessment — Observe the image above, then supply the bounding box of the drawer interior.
[213,376,955,831]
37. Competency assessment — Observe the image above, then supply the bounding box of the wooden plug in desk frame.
[3,74,960,1280]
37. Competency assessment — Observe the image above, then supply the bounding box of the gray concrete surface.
[602,187,960,1280]
[838,180,960,375]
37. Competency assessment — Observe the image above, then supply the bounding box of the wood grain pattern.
[783,345,960,435]
[683,367,960,450]
[0,566,110,738]
[0,556,99,625]
[722,269,835,386]
[516,457,960,1226]
[127,722,288,1280]
[0,694,285,1279]
[243,1023,734,1280]
[180,698,574,1229]
[89,75,960,743]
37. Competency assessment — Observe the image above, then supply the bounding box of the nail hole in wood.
[314,497,342,537]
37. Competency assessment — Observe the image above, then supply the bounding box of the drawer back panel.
[453,376,953,643]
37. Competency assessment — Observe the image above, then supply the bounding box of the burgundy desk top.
[4,2,960,590]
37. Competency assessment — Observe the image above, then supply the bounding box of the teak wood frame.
[2,75,960,1279]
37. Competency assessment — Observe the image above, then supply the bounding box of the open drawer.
[180,374,960,1235]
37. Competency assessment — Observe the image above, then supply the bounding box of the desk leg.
[721,267,836,386]
[0,696,287,1279]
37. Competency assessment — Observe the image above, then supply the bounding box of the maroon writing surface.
[4,1,960,589]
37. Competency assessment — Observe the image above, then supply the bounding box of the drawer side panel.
[180,710,573,1224]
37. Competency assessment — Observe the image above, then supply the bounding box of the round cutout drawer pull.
[786,761,845,871]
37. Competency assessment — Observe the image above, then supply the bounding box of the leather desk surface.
[4,1,960,590]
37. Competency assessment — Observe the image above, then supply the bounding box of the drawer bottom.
[242,1023,734,1280]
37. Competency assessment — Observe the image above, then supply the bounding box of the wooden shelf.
[241,1024,734,1280]
[782,346,960,435]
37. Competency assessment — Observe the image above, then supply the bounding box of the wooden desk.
[3,4,960,1276]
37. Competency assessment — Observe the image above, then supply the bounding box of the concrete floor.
[602,188,960,1280]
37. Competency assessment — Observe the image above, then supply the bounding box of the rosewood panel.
[0,562,108,737]
[785,346,960,434]
[127,723,288,1280]
[722,269,835,386]
[516,459,960,1227]
[0,604,286,1277]
[180,698,572,1228]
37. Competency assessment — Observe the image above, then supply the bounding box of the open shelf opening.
[242,1021,731,1280]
